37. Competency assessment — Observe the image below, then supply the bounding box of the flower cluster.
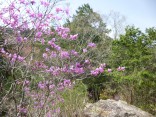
[21,79,73,116]
[117,66,125,71]
[0,0,126,116]
[87,42,96,48]
[0,48,25,64]
[90,64,107,76]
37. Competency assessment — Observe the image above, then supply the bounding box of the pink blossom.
[16,36,23,43]
[30,13,36,18]
[121,67,125,71]
[84,59,90,64]
[55,16,62,20]
[24,87,30,92]
[74,67,84,74]
[52,67,60,76]
[16,80,22,85]
[30,0,35,5]
[46,66,53,73]
[3,19,10,25]
[57,83,64,91]
[98,67,104,73]
[56,27,70,36]
[87,42,96,48]
[50,51,57,58]
[49,84,55,89]
[91,66,104,76]
[56,8,62,13]
[19,0,25,4]
[60,51,70,59]
[23,37,27,42]
[41,1,50,7]
[91,70,99,76]
[26,9,30,14]
[41,38,45,45]
[46,14,53,19]
[11,58,16,64]
[69,65,74,71]
[117,66,125,71]
[24,80,30,85]
[5,52,9,55]
[0,48,6,54]
[8,54,12,58]
[52,38,56,42]
[37,13,43,18]
[18,106,27,114]
[65,7,69,15]
[13,53,18,59]
[17,30,21,35]
[50,91,55,95]
[0,1,117,113]
[55,107,60,113]
[83,48,87,53]
[55,45,61,51]
[62,33,68,39]
[38,82,46,89]
[17,55,25,62]
[35,62,48,69]
[70,34,78,40]
[35,32,42,38]
[44,29,51,35]
[22,21,29,29]
[108,69,112,72]
[43,53,48,59]
[100,63,106,68]
[46,48,50,52]
[46,111,52,117]
[48,40,53,45]
[61,66,68,73]
[71,50,78,56]
[48,39,60,51]
[76,62,82,68]
[64,27,70,33]
[9,3,15,11]
[63,79,71,87]
[38,101,44,108]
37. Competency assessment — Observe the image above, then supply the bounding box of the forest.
[0,0,156,117]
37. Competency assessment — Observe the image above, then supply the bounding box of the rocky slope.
[84,99,154,117]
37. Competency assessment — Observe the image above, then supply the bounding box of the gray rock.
[84,99,154,117]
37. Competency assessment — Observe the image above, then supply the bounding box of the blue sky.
[68,0,156,32]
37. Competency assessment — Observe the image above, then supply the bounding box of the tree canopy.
[111,26,156,72]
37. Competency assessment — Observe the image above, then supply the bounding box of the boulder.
[84,99,154,117]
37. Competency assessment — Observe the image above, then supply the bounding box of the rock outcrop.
[84,99,154,117]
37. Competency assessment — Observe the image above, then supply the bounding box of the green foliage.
[65,4,112,63]
[111,26,156,71]
[59,80,88,116]
[134,71,156,114]
[1,2,156,116]
[99,70,156,115]
[99,26,156,115]
[82,73,112,102]
[0,32,10,99]
[66,4,110,41]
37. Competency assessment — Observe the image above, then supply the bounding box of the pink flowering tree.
[0,0,125,116]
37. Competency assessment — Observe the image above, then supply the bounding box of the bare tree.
[103,11,127,39]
